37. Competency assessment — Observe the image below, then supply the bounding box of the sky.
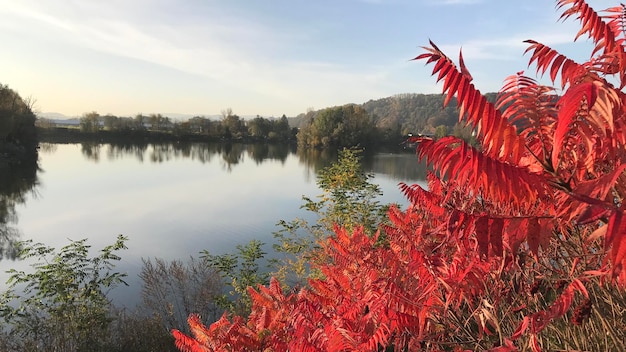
[0,0,608,119]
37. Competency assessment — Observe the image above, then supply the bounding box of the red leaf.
[475,216,490,258]
[550,54,567,82]
[552,82,598,170]
[489,218,504,257]
[459,48,473,82]
[606,209,626,284]
[538,218,553,250]
[511,316,530,340]
[448,209,465,237]
[577,205,610,225]
[527,218,541,257]
[415,40,525,164]
[504,218,528,255]
[574,164,626,225]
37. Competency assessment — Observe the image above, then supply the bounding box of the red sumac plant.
[173,1,626,350]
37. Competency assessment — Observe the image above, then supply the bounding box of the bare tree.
[139,256,223,332]
[220,107,233,120]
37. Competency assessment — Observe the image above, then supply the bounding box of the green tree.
[103,114,124,131]
[434,124,448,139]
[187,116,214,135]
[0,84,38,161]
[247,116,271,138]
[297,105,375,148]
[148,113,171,132]
[200,239,269,317]
[312,148,385,235]
[270,114,292,141]
[272,148,388,285]
[0,235,128,352]
[133,114,147,131]
[220,109,245,139]
[79,111,101,133]
[451,122,478,147]
[0,84,39,260]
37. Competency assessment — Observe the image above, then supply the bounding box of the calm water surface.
[1,142,426,307]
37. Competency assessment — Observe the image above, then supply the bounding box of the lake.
[0,142,426,308]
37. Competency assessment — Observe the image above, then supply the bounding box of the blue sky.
[0,0,607,118]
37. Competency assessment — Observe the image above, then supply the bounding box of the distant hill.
[39,112,77,120]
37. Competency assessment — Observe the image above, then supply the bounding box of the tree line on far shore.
[36,92,495,149]
[37,109,297,144]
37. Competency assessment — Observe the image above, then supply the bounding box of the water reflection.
[296,148,336,178]
[368,152,429,181]
[220,143,243,171]
[0,153,39,260]
[78,142,297,170]
[81,142,102,162]
[74,141,428,179]
[247,143,290,165]
[107,141,148,162]
[295,147,428,182]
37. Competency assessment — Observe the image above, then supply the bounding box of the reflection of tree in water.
[0,153,39,261]
[149,143,222,164]
[76,141,424,181]
[150,143,176,163]
[106,141,148,162]
[38,142,58,154]
[77,141,291,171]
[185,143,220,163]
[296,147,428,184]
[219,143,243,171]
[297,148,337,177]
[81,142,101,162]
[247,144,292,165]
[248,143,269,164]
[368,152,429,182]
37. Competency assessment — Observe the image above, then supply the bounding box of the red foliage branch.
[413,42,526,165]
[413,136,550,209]
[416,0,626,289]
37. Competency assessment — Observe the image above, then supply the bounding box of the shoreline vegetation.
[35,92,491,150]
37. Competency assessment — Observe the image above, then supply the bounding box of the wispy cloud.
[4,1,286,81]
[0,2,73,30]
[434,26,582,62]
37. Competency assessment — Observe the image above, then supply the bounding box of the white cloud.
[432,25,586,62]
